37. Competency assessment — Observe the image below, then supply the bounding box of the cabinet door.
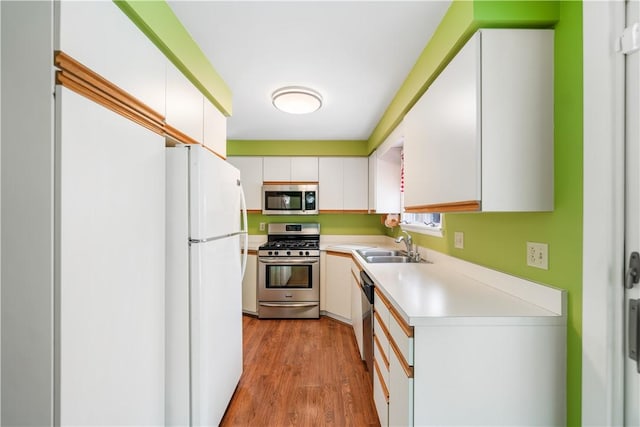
[324,253,352,321]
[57,1,166,115]
[291,157,319,181]
[343,157,369,211]
[166,63,204,143]
[403,33,480,209]
[57,88,165,425]
[319,158,344,210]
[388,349,414,427]
[227,157,263,211]
[375,148,402,214]
[263,157,291,182]
[241,253,258,314]
[203,100,227,158]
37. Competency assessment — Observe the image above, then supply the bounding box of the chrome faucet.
[395,230,421,262]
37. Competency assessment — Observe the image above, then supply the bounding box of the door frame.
[582,0,626,425]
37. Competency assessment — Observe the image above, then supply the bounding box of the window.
[400,212,443,236]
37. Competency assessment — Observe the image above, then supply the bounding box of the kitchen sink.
[364,255,413,263]
[356,249,406,258]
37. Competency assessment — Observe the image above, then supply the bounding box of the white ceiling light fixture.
[272,86,323,114]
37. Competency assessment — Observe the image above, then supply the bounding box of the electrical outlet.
[454,232,464,249]
[527,242,549,270]
[259,222,266,231]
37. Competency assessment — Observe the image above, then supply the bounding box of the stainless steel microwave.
[262,184,318,215]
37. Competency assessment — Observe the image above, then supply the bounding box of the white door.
[190,236,243,426]
[626,1,640,424]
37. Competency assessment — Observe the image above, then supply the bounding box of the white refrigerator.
[166,144,248,426]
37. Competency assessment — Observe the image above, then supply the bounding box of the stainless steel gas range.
[257,223,320,319]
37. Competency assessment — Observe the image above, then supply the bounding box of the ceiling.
[168,1,451,141]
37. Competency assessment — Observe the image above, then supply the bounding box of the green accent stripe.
[227,140,369,157]
[114,0,233,116]
[367,0,559,153]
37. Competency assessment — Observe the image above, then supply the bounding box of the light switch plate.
[259,222,266,231]
[454,232,464,249]
[527,242,548,270]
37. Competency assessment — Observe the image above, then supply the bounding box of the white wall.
[582,1,625,425]
[1,2,55,425]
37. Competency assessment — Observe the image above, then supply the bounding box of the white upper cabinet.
[56,1,166,116]
[319,157,368,211]
[227,157,263,211]
[369,123,403,214]
[403,29,554,212]
[263,157,319,182]
[203,100,227,158]
[166,63,204,144]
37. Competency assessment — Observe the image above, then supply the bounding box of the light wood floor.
[220,315,380,426]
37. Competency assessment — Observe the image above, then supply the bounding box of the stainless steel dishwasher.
[360,270,375,384]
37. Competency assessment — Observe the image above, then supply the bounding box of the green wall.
[228,140,368,157]
[246,213,387,236]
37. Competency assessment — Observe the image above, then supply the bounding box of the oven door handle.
[259,302,319,308]
[258,258,319,264]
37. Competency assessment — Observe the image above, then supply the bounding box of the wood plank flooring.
[220,315,380,427]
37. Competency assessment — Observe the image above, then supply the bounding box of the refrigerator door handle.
[239,182,249,280]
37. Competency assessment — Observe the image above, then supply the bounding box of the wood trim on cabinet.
[164,123,200,146]
[352,256,364,271]
[404,200,481,213]
[373,359,390,402]
[246,209,262,214]
[319,210,369,214]
[374,310,392,344]
[242,249,258,256]
[374,333,390,370]
[326,251,353,259]
[374,287,414,338]
[54,51,164,135]
[389,335,414,379]
[262,181,319,186]
[374,309,412,378]
[350,268,360,284]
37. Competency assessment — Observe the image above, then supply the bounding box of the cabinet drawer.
[389,314,414,366]
[374,288,390,326]
[373,359,389,427]
[389,350,414,426]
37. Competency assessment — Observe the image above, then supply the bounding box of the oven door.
[258,257,320,302]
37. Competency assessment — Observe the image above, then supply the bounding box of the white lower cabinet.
[372,284,566,426]
[324,252,352,322]
[241,252,258,314]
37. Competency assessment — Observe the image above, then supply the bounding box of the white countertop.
[352,250,565,327]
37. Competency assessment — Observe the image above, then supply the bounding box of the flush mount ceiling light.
[271,86,323,114]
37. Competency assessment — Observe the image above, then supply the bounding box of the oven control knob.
[305,251,310,256]
[286,251,291,256]
[274,251,279,256]
[299,251,303,256]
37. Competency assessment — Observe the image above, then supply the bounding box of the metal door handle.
[629,299,640,373]
[627,252,640,289]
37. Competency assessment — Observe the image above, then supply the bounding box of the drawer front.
[374,316,390,369]
[374,292,391,326]
[389,316,414,366]
[373,359,389,427]
[389,350,414,427]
